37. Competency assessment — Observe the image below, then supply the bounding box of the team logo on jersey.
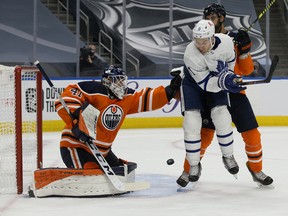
[102,105,123,130]
[93,1,266,60]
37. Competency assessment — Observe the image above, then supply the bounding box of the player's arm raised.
[233,29,254,76]
[127,74,182,114]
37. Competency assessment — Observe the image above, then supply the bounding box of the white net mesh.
[0,65,40,194]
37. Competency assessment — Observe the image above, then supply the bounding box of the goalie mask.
[102,66,128,99]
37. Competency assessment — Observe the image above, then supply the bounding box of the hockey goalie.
[29,65,181,197]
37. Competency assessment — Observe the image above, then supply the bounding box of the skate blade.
[233,174,238,179]
[256,182,275,189]
[177,181,198,192]
[177,184,184,192]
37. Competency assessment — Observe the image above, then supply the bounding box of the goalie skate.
[246,162,274,188]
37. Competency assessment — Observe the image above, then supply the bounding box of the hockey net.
[0,65,42,194]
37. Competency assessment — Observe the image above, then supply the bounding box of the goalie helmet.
[203,3,226,19]
[102,65,128,99]
[193,20,215,39]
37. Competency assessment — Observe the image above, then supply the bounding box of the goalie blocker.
[28,162,138,197]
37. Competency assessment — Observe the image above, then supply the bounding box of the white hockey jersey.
[184,33,236,92]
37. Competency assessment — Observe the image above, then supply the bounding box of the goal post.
[0,65,43,194]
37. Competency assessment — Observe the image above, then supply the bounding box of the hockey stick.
[240,55,279,85]
[246,0,277,32]
[34,61,150,192]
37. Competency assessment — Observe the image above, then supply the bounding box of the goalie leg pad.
[30,163,137,198]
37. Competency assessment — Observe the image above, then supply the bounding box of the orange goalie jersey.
[55,81,169,157]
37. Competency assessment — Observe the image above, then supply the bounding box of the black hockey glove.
[234,29,252,55]
[218,72,246,93]
[165,73,182,101]
[71,123,92,144]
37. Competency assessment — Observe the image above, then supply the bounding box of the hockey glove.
[234,29,252,55]
[71,123,92,144]
[218,72,247,93]
[170,66,184,78]
[165,73,182,101]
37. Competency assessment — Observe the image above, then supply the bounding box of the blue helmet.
[102,65,128,99]
[102,65,126,78]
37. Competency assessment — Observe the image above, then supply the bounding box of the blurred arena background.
[0,0,287,78]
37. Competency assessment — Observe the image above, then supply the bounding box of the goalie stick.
[34,61,150,192]
[239,55,279,85]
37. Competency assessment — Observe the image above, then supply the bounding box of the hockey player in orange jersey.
[177,3,273,188]
[29,65,181,198]
[56,65,181,171]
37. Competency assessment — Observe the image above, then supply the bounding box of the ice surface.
[1,127,287,216]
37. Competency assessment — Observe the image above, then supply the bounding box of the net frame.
[0,65,43,194]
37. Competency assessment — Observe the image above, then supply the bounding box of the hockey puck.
[166,158,174,165]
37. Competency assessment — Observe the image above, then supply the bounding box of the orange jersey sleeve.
[234,47,254,76]
[228,31,254,76]
[125,86,169,114]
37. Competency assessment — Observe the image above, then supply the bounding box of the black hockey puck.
[166,158,174,165]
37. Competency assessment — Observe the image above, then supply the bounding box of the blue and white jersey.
[184,33,236,92]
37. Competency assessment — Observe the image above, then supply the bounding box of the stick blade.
[123,181,150,192]
[266,55,279,83]
[240,55,279,86]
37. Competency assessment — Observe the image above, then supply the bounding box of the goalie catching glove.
[71,102,100,144]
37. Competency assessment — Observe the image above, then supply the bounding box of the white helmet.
[193,20,215,39]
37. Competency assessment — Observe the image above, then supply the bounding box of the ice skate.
[176,163,202,190]
[246,162,274,188]
[176,171,189,190]
[188,163,202,182]
[222,155,239,178]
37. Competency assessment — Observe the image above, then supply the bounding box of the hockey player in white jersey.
[177,19,246,187]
